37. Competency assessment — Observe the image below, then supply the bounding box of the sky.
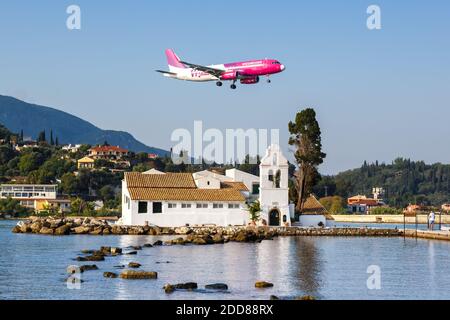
[0,0,449,174]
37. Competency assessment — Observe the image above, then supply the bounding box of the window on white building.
[228,203,240,209]
[196,203,208,208]
[168,203,177,208]
[181,203,191,209]
[138,201,148,214]
[153,202,162,213]
[213,203,224,209]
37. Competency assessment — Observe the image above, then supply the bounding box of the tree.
[60,173,78,194]
[50,130,54,145]
[37,130,46,143]
[246,200,261,224]
[99,185,115,201]
[288,108,326,212]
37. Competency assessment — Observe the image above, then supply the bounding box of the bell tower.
[259,144,290,226]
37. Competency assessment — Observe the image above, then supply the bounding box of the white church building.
[121,144,327,227]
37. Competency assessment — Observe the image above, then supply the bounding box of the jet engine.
[240,76,260,84]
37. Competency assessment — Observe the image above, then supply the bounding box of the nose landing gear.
[230,84,237,89]
[216,81,223,87]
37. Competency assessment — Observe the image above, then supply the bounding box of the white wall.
[225,169,259,192]
[299,215,327,227]
[122,198,249,227]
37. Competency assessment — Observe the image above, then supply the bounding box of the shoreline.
[331,214,450,224]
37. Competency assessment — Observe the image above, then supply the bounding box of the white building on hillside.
[121,144,292,227]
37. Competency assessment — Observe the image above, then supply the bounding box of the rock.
[143,243,153,248]
[295,295,315,300]
[100,246,111,254]
[103,272,118,278]
[73,218,83,226]
[212,234,224,244]
[30,222,42,233]
[73,226,90,234]
[102,228,111,235]
[153,240,163,246]
[192,237,207,245]
[39,227,54,235]
[172,237,186,245]
[126,251,138,255]
[156,261,172,264]
[255,281,274,288]
[128,262,141,268]
[163,284,175,294]
[20,223,31,233]
[80,265,98,272]
[111,225,124,234]
[12,225,22,233]
[114,265,125,269]
[81,249,95,254]
[270,295,280,300]
[76,255,105,261]
[174,282,198,290]
[110,247,122,255]
[89,227,103,235]
[163,241,173,246]
[131,246,142,250]
[55,224,71,235]
[205,283,228,290]
[119,270,158,279]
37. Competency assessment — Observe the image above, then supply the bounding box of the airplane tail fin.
[165,49,186,71]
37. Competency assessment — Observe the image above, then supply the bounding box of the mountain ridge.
[0,95,168,156]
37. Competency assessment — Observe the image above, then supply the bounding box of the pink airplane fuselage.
[159,49,285,86]
[190,59,285,81]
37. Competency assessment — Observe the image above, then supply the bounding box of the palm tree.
[246,200,261,225]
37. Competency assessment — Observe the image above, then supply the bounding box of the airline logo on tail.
[156,49,285,89]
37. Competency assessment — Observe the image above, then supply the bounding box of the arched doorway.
[269,209,280,226]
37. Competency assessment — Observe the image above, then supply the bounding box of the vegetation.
[369,207,404,215]
[288,108,326,211]
[319,196,346,214]
[246,200,261,223]
[313,158,450,208]
[0,197,32,217]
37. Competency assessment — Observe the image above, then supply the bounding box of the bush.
[369,207,403,215]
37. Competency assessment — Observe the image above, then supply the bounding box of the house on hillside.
[62,144,82,153]
[88,145,129,161]
[0,184,70,213]
[121,144,293,227]
[77,156,95,169]
[347,194,384,214]
[299,194,334,227]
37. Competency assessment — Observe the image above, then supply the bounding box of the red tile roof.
[89,146,128,153]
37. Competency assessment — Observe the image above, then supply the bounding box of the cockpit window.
[272,61,281,64]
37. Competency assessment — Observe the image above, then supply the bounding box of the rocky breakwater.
[12,217,402,239]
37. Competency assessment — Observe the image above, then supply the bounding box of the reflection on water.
[294,238,322,297]
[1,220,450,300]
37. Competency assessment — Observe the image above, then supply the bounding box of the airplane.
[156,49,285,89]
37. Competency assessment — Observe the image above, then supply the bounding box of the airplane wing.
[179,61,225,77]
[155,70,177,76]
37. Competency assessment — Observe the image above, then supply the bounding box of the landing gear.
[230,84,237,89]
[267,78,271,83]
[216,81,223,87]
